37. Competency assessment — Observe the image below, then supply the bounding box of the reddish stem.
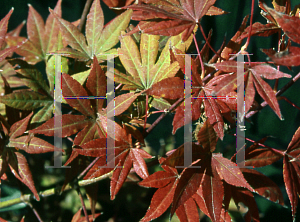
[143,94,149,135]
[234,134,285,156]
[243,0,255,51]
[278,96,300,111]
[199,24,225,61]
[192,32,205,79]
[77,190,89,222]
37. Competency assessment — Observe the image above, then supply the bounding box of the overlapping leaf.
[124,0,226,41]
[212,62,291,119]
[5,0,64,64]
[139,161,178,222]
[30,57,128,146]
[0,111,62,201]
[50,0,132,62]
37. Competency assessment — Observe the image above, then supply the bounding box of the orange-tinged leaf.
[206,5,228,16]
[29,114,89,137]
[141,181,177,222]
[242,168,285,206]
[147,77,184,100]
[0,8,14,49]
[139,169,177,188]
[43,0,62,53]
[170,159,205,217]
[203,93,224,140]
[9,112,33,139]
[110,149,132,200]
[221,15,249,60]
[162,142,206,168]
[245,72,255,114]
[8,151,40,201]
[197,119,217,152]
[86,56,106,113]
[175,197,199,222]
[27,4,45,56]
[215,61,238,73]
[263,3,300,44]
[106,92,140,118]
[283,157,299,219]
[287,126,300,153]
[62,73,95,118]
[86,0,104,56]
[130,148,152,179]
[126,0,219,42]
[262,46,300,67]
[201,166,223,222]
[251,64,291,79]
[9,136,63,154]
[71,208,101,222]
[49,9,89,59]
[236,22,281,42]
[5,36,42,64]
[252,73,282,119]
[212,154,254,192]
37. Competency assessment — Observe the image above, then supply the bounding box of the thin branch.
[192,32,205,79]
[25,202,43,222]
[0,172,113,209]
[241,0,255,51]
[78,0,93,33]
[199,24,225,61]
[77,188,89,222]
[144,97,184,137]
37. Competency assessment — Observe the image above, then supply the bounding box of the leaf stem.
[199,24,225,61]
[242,0,255,51]
[77,188,89,222]
[144,97,184,137]
[0,172,113,209]
[78,0,93,33]
[192,32,205,79]
[25,202,44,222]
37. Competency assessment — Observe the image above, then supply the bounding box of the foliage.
[0,0,300,221]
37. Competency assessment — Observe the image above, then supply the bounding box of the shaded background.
[0,0,300,221]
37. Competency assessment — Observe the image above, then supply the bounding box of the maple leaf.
[0,111,62,201]
[262,3,300,45]
[115,29,193,110]
[49,0,132,62]
[171,49,236,139]
[261,46,300,67]
[30,57,130,146]
[0,58,64,123]
[138,159,179,222]
[281,126,300,220]
[5,0,65,64]
[124,0,226,42]
[0,8,26,64]
[0,20,27,97]
[74,124,152,200]
[212,62,291,119]
[236,22,281,42]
